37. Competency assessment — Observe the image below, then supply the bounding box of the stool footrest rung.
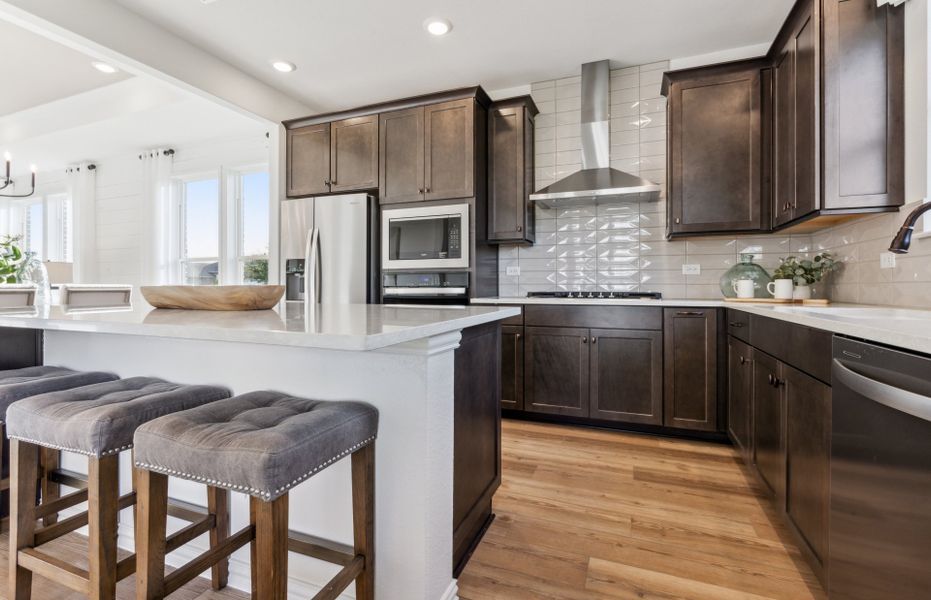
[33,491,136,546]
[163,524,254,596]
[312,555,365,600]
[166,498,208,523]
[17,548,90,594]
[35,488,88,519]
[288,530,356,566]
[47,468,88,490]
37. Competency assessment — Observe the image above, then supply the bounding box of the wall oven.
[381,203,469,271]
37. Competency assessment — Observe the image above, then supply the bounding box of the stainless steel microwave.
[381,203,470,270]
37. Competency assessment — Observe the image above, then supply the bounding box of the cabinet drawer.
[750,315,832,383]
[726,309,751,342]
[524,305,662,330]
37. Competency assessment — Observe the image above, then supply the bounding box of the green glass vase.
[720,253,772,298]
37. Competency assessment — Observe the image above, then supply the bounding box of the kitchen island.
[0,301,520,600]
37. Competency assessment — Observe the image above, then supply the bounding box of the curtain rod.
[138,149,176,160]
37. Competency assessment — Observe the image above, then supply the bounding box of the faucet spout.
[889,200,931,254]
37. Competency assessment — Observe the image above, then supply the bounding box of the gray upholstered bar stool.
[5,377,231,600]
[132,390,379,600]
[0,367,119,523]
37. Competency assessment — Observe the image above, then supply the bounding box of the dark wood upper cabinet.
[727,336,753,462]
[500,325,524,411]
[287,123,331,197]
[663,309,719,431]
[330,115,378,193]
[784,363,831,566]
[524,326,589,418]
[752,350,786,505]
[424,99,474,201]
[822,0,904,211]
[664,60,766,237]
[662,0,904,237]
[379,106,425,205]
[590,329,663,425]
[488,96,538,244]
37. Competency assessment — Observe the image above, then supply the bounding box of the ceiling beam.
[0,0,313,124]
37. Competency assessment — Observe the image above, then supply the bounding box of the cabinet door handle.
[591,337,597,344]
[676,311,704,316]
[418,188,424,194]
[425,187,431,193]
[675,218,681,224]
[582,337,588,344]
[331,179,337,185]
[515,333,521,341]
[767,373,775,386]
[739,356,747,365]
[517,225,522,232]
[729,321,745,328]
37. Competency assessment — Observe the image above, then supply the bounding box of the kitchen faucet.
[889,200,931,253]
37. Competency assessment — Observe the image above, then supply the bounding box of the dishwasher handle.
[833,358,931,423]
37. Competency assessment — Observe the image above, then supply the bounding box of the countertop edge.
[0,306,522,352]
[472,297,931,356]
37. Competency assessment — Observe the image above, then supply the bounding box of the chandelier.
[0,153,36,198]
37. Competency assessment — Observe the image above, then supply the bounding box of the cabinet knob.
[425,187,431,193]
[418,188,424,194]
[517,225,522,232]
[767,373,775,385]
[675,218,681,224]
[331,179,337,185]
[515,333,521,340]
[582,337,588,344]
[729,321,744,328]
[739,356,747,365]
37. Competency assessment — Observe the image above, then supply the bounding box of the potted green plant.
[0,235,34,284]
[772,253,838,300]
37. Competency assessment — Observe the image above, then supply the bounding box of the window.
[180,177,220,285]
[19,193,72,263]
[175,166,269,285]
[237,170,269,284]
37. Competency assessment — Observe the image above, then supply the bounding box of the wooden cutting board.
[141,285,285,311]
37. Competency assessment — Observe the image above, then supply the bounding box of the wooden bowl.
[140,285,285,311]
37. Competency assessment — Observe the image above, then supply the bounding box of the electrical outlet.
[506,265,521,277]
[880,252,897,269]
[682,264,701,275]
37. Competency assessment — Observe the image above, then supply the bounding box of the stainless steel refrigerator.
[280,194,378,304]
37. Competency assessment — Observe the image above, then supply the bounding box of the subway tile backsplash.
[497,61,813,300]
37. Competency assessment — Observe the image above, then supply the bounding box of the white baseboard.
[440,579,459,600]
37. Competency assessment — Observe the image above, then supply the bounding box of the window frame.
[15,187,72,263]
[231,164,270,285]
[177,171,222,286]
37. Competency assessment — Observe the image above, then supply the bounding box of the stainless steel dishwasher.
[831,337,931,600]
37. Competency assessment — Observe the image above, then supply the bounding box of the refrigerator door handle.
[306,227,320,304]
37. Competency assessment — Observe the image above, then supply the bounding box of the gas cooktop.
[526,291,662,300]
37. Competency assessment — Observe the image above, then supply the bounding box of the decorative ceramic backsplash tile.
[812,206,931,308]
[498,61,813,300]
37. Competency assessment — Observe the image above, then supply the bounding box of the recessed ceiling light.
[92,61,119,74]
[424,18,452,36]
[271,60,297,73]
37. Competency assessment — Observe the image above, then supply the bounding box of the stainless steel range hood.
[529,60,661,208]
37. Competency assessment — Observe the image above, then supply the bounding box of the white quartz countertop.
[472,297,931,355]
[0,302,521,351]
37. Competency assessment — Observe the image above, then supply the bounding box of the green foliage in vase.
[0,235,37,284]
[772,252,838,286]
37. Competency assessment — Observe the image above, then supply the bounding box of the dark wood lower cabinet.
[663,309,718,431]
[500,325,524,410]
[524,326,589,418]
[727,336,753,460]
[752,350,786,503]
[453,322,501,575]
[590,329,663,425]
[784,363,831,566]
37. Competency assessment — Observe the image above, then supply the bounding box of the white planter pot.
[793,284,812,300]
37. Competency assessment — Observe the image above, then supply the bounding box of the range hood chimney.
[529,60,661,208]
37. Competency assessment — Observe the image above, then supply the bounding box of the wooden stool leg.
[206,486,230,590]
[250,494,289,600]
[352,443,376,600]
[9,440,39,600]
[88,455,120,600]
[134,469,168,600]
[39,448,61,526]
[0,423,6,535]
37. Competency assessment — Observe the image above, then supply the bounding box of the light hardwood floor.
[0,420,825,600]
[457,419,827,600]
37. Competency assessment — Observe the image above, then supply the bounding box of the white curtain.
[139,149,175,285]
[67,163,97,283]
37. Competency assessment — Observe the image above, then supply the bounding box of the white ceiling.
[0,19,132,117]
[114,0,795,112]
